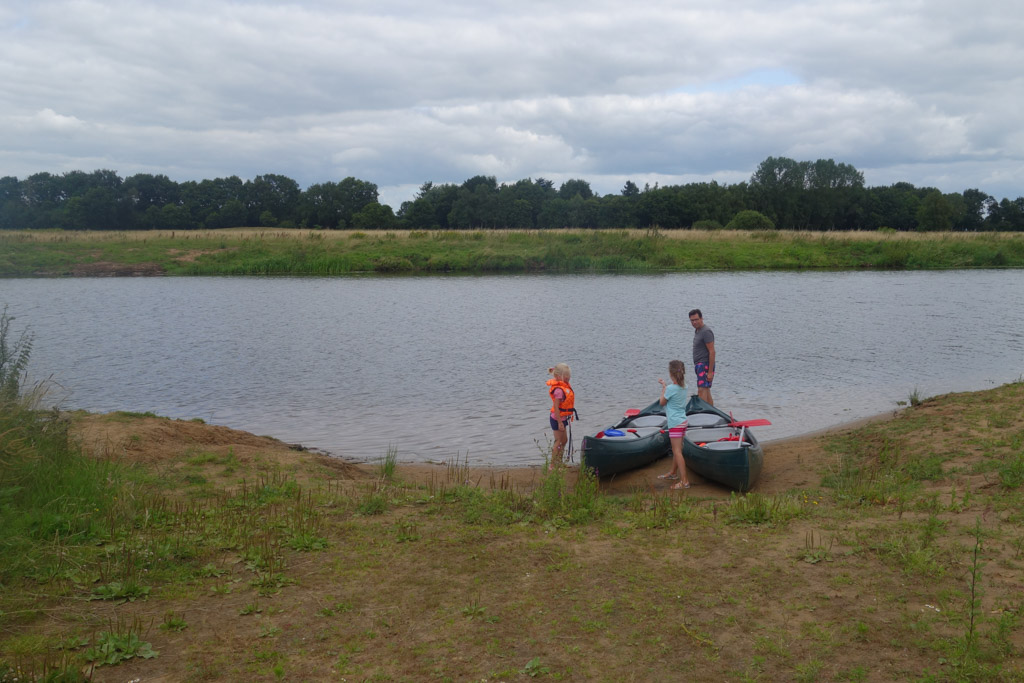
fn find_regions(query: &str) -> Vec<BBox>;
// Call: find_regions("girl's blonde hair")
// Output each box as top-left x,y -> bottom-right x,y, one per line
668,360 -> 686,387
548,363 -> 571,380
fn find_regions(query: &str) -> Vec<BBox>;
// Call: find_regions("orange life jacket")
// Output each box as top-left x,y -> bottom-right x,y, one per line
547,378 -> 576,420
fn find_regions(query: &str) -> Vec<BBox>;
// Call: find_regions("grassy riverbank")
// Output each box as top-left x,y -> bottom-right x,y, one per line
2,364 -> 1023,679
2,228 -> 1023,276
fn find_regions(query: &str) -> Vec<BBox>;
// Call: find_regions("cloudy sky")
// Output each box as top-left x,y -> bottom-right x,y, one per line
2,0 -> 1023,209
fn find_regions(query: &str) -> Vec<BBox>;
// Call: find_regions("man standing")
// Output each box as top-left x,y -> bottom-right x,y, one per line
689,309 -> 716,405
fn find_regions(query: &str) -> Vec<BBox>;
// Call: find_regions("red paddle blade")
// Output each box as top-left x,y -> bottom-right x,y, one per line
624,409 -> 640,417
727,419 -> 772,427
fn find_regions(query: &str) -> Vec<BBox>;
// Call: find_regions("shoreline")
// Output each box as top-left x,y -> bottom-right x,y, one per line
72,405 -> 900,499
340,407 -> 904,497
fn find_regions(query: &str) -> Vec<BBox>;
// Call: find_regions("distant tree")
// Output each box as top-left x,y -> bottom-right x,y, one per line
959,189 -> 991,231
0,176 -> 22,230
537,198 -> 570,228
449,182 -> 498,228
915,190 -> 955,231
301,177 -> 378,229
66,187 -> 122,230
181,176 -> 245,227
621,180 -> 640,197
749,156 -> 808,228
351,202 -> 396,230
863,183 -> 922,231
245,174 -> 301,226
124,173 -> 181,212
638,186 -> 688,228
598,194 -> 638,228
398,182 -> 459,230
461,175 -> 498,194
986,197 -> 1024,231
558,178 -> 593,200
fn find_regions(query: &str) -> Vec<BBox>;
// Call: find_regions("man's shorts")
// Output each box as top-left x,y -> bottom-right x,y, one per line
695,362 -> 714,388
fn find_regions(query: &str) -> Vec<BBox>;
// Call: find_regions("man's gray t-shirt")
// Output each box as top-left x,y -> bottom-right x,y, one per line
693,325 -> 715,365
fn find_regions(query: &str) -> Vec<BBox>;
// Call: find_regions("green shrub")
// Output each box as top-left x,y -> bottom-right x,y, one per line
725,210 -> 775,231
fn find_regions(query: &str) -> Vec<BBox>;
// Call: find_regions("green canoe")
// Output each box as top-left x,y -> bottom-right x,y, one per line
580,400 -> 670,477
682,396 -> 765,492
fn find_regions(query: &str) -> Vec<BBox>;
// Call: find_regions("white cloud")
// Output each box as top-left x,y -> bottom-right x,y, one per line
32,108 -> 87,132
1,0 -> 1022,207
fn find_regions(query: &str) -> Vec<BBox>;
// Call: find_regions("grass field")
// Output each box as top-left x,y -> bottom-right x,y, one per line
2,228 -> 1023,276
2,301 -> 1023,680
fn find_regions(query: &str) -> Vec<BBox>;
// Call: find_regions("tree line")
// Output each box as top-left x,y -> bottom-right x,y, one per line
1,157 -> 1022,232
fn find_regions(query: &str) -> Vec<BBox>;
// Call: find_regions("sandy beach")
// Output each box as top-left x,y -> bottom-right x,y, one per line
72,408 -> 899,498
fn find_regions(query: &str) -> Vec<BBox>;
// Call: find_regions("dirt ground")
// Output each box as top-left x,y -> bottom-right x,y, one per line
54,400 -> 1024,682
73,410 -> 893,498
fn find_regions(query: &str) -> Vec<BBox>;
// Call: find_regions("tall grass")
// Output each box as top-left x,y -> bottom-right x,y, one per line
0,310 -> 130,581
3,229 -> 1023,276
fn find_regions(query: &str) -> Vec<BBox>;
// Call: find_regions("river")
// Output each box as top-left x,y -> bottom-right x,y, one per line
2,270 -> 1022,466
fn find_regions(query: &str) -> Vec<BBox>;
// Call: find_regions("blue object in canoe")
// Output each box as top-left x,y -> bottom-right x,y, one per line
580,400 -> 670,477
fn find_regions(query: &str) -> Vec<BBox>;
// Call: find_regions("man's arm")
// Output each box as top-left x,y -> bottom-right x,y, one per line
706,341 -> 716,378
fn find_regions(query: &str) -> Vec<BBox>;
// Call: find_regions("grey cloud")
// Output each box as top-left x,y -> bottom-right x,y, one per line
1,0 -> 1022,210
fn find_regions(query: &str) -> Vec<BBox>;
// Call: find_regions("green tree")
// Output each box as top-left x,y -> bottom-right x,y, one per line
449,177 -> 498,228
351,202 -> 396,230
300,177 -> 378,229
916,190 -> 955,231
959,189 -> 991,231
398,182 -> 459,230
245,174 -> 301,226
66,187 -> 123,230
558,178 -> 593,200
180,176 -> 245,228
124,173 -> 181,214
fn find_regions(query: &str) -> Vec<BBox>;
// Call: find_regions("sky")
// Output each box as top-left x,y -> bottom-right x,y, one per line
2,0 -> 1023,211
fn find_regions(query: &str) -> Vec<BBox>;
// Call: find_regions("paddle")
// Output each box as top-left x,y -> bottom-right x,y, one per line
624,409 -> 640,418
727,418 -> 772,428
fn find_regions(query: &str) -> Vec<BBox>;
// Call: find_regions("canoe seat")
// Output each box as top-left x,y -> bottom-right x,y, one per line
687,412 -> 728,428
626,415 -> 667,428
702,440 -> 751,450
685,427 -> 736,442
600,426 -> 662,440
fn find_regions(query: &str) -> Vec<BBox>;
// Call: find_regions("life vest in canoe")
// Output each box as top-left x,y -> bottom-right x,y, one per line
546,378 -> 577,421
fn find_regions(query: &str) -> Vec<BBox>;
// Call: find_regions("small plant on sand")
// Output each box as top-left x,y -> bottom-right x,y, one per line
802,531 -> 834,564
533,464 -> 605,525
377,444 -> 399,480
521,657 -> 549,677
160,611 -> 188,632
356,483 -> 390,516
726,492 -> 803,526
996,453 -> 1024,488
85,616 -> 158,667
89,579 -> 151,603
461,599 -> 486,619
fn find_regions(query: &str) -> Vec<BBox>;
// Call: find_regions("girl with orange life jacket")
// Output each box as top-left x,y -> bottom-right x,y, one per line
546,363 -> 577,468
